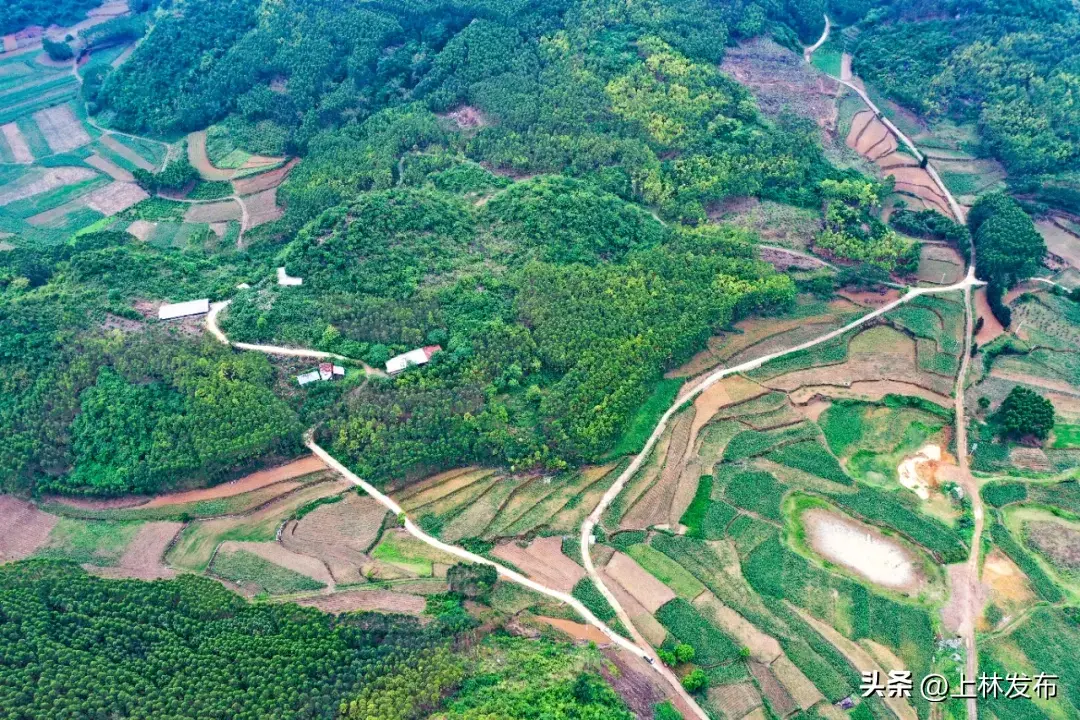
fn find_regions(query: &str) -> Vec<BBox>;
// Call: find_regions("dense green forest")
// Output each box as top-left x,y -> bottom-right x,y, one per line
849,0 -> 1080,177
0,561 -> 635,720
0,0 -> 100,34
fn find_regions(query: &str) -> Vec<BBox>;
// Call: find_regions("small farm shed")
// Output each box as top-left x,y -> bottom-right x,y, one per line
386,345 -> 442,375
158,299 -> 210,320
297,363 -> 344,385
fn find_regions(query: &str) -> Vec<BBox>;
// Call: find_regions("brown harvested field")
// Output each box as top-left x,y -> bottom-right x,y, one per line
0,497 -> 58,562
0,166 -> 97,205
400,469 -> 494,512
244,187 -> 284,227
1038,219 -> 1080,269
789,380 -> 951,409
143,456 -> 327,508
765,325 -> 955,398
974,287 -> 1005,344
440,475 -> 532,542
299,588 -> 428,615
1,122 -> 32,163
395,466 -> 480,502
622,408 -> 695,529
281,492 -> 387,584
85,153 -> 134,181
917,244 -> 964,285
99,135 -> 154,171
706,683 -> 762,720
539,617 -> 611,644
599,567 -> 669,646
184,199 -> 242,223
690,376 -> 766,441
668,459 -> 702,528
694,593 -> 782,663
492,536 -> 584,593
83,181 -> 148,216
1025,520 -> 1080,570
605,551 -> 676,612
232,157 -> 298,196
749,661 -> 799,718
770,656 -> 823,711
218,540 -> 336,588
96,521 -> 181,580
33,105 -> 91,153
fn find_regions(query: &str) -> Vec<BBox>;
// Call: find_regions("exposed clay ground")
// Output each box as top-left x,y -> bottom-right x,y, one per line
184,199 -> 242,223
973,287 -> 1005,344
244,187 -> 284,227
0,497 -> 58,562
232,157 -> 298,196
539,616 -> 612,644
802,509 -> 924,593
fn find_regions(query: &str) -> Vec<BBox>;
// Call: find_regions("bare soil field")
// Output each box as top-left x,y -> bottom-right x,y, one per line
802,509 -> 924,593
400,469 -> 495,512
83,181 -> 148,216
1,122 -> 32,163
492,536 -> 584,593
721,39 -> 841,134
749,661 -> 799,717
395,466 -> 479,501
184,199 -> 241,223
232,157 -> 298,196
973,287 -> 1005,344
917,244 -> 964,285
95,521 -> 181,580
0,497 -> 58,562
143,456 -> 327,508
599,567 -> 669,646
33,105 -> 90,153
766,325 -> 954,397
99,135 -> 154,171
126,219 -> 156,241
982,549 -> 1034,624
1025,520 -> 1080,571
299,588 -> 428,615
600,648 -> 670,720
0,166 -> 97,205
187,131 -> 234,181
244,187 -> 284,227
281,492 -> 387,585
85,153 -> 134,182
605,551 -> 676,612
1038,219 -> 1080,270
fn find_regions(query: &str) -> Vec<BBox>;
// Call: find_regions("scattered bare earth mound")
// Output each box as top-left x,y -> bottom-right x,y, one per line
0,497 -> 57,562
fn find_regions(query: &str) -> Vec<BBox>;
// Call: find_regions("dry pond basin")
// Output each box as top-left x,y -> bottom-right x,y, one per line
802,509 -> 925,594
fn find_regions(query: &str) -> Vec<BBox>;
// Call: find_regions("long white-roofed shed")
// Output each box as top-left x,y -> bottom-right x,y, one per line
158,299 -> 210,320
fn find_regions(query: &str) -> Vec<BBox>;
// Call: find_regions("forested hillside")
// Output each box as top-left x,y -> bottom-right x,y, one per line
0,561 -> 635,719
849,0 -> 1080,177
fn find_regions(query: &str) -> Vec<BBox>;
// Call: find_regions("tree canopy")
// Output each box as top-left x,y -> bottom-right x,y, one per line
995,386 -> 1055,443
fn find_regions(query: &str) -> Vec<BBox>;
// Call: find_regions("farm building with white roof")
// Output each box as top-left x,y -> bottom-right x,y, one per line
386,345 -> 442,374
158,299 -> 210,320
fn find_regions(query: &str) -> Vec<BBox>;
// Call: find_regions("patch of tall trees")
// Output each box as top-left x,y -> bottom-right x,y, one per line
968,193 -> 1045,327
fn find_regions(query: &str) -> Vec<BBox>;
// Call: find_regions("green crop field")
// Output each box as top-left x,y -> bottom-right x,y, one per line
625,543 -> 706,600
655,598 -> 740,667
